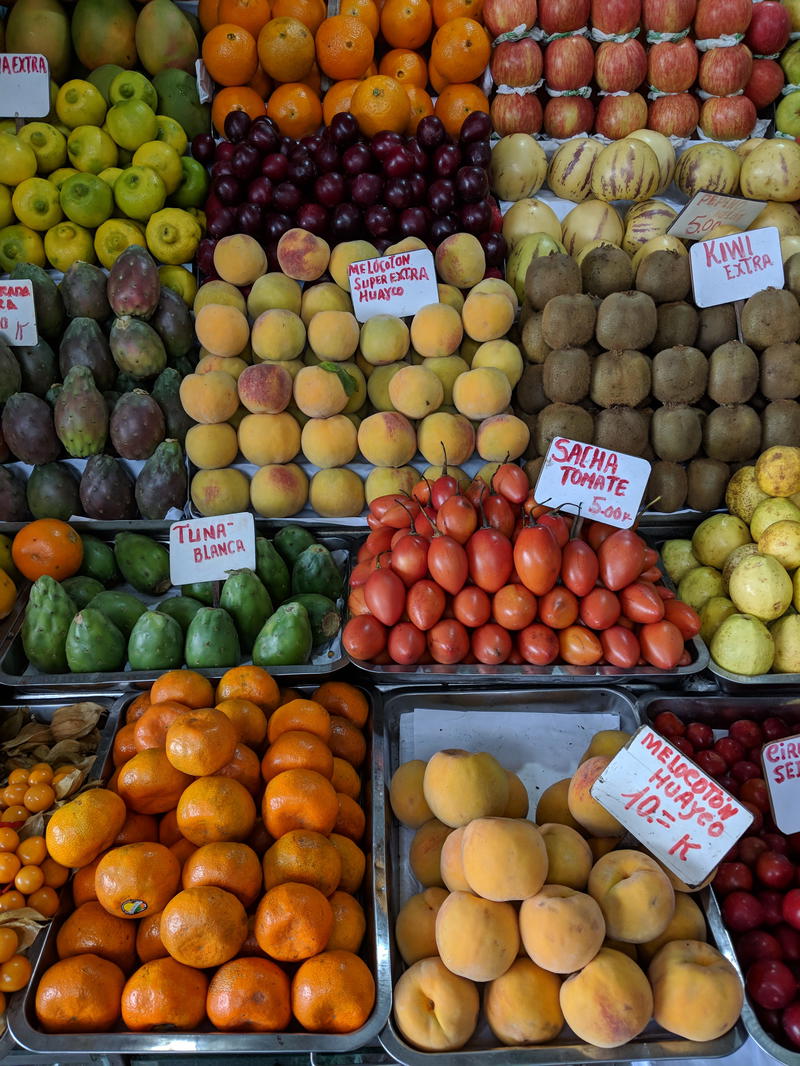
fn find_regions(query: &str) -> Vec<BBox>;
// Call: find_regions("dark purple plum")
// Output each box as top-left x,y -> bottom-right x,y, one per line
329,111 -> 360,147
350,172 -> 383,206
196,238 -> 217,276
247,176 -> 274,206
213,175 -> 242,205
432,144 -> 462,179
261,153 -> 289,181
314,172 -> 346,207
207,205 -> 236,238
192,133 -> 215,163
430,214 -> 459,245
247,118 -> 280,154
280,136 -> 296,154
296,202 -> 328,236
383,147 -> 414,178
210,160 -> 234,178
371,130 -> 404,159
460,200 -> 492,234
456,165 -> 489,203
287,155 -> 317,184
231,143 -> 261,181
463,141 -> 491,167
384,177 -> 413,211
330,202 -> 362,241
237,202 -> 264,236
365,204 -> 395,239
264,212 -> 293,242
480,231 -> 508,267
314,140 -> 340,173
215,141 -> 235,163
459,110 -> 491,143
398,207 -> 430,239
301,134 -> 322,153
342,143 -> 373,175
374,237 -> 393,254
409,172 -> 426,202
416,115 -> 447,151
405,137 -> 428,172
272,181 -> 302,212
224,110 -> 251,143
427,178 -> 455,216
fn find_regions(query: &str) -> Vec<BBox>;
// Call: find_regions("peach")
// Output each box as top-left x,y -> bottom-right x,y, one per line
440,827 -> 470,892
389,760 -> 433,829
461,336 -> 480,366
540,823 -> 593,890
579,729 -> 631,765
395,887 -> 449,965
567,756 -> 625,838
452,367 -> 511,420
329,239 -> 379,290
392,956 -> 479,1052
476,414 -> 531,462
386,236 -> 428,255
461,817 -> 548,902
410,304 -> 464,358
417,412 -> 475,467
249,463 -> 308,518
301,415 -> 358,468
638,893 -> 706,966
471,339 -> 524,387
424,355 -> 469,405
535,778 -> 584,833
435,890 -> 519,981
587,849 -> 675,943
605,938 -> 637,960
196,354 -> 248,379
365,465 -> 419,504
339,361 -> 367,413
388,364 -> 445,418
184,423 -> 239,470
484,957 -> 564,1046
251,309 -> 306,362
560,948 -> 653,1048
265,358 -> 303,380
410,818 -> 452,887
309,469 -> 364,518
519,885 -> 605,974
437,283 -> 465,313
213,233 -> 266,286
191,469 -> 250,517
589,838 -> 621,861
462,291 -> 515,343
237,362 -> 293,415
421,464 -> 471,491
300,281 -> 353,325
360,315 -> 410,366
423,749 -> 509,828
307,310 -> 360,362
503,771 -> 529,818
358,411 -> 417,467
649,940 -> 743,1042
435,233 -> 486,289
195,304 -> 250,358
470,277 -> 519,312
276,227 -> 330,282
367,362 -> 407,411
238,413 -> 301,466
293,364 -> 349,418
194,279 -> 246,315
247,272 -> 302,318
179,371 -> 239,425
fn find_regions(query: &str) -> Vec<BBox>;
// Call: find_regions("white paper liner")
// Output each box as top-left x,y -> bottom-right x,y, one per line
495,80 -> 544,94
697,87 -> 746,99
492,21 -> 534,44
544,85 -> 593,97
781,82 -> 800,95
530,23 -> 590,42
646,27 -> 691,42
648,85 -> 694,98
590,25 -> 641,42
194,59 -> 213,105
598,88 -> 637,96
753,51 -> 782,59
695,32 -> 745,50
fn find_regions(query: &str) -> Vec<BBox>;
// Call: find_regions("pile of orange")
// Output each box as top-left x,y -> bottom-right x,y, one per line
33,668 -> 376,1036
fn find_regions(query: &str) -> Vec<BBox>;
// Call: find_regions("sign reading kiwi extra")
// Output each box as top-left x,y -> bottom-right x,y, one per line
0,281 -> 37,346
169,512 -> 256,585
761,734 -> 800,834
591,726 -> 753,886
348,249 -> 438,322
0,54 -> 50,118
534,437 -> 651,530
689,225 -> 784,308
668,191 -> 766,242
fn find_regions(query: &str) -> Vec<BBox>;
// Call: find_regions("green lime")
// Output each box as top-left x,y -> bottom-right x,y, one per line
12,177 -> 63,230
56,79 -> 107,130
44,220 -> 96,272
132,140 -> 183,195
17,123 -> 67,175
0,224 -> 46,272
87,64 -> 125,105
169,156 -> 209,209
154,115 -> 188,156
109,70 -> 158,111
113,165 -> 166,221
67,126 -> 118,175
0,134 -> 38,186
105,100 -> 158,152
59,172 -> 114,228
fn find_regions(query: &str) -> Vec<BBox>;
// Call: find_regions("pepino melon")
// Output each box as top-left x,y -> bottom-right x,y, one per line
71,0 -> 138,71
6,0 -> 72,82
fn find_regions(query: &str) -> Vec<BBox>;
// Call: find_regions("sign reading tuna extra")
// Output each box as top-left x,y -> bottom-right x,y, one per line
0,54 -> 50,118
690,225 -> 784,308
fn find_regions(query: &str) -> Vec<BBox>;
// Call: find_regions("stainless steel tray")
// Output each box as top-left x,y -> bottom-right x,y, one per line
7,683 -> 392,1055
707,658 -> 800,694
375,686 -> 745,1065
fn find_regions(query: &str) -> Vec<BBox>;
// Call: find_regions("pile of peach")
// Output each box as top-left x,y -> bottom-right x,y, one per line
388,736 -> 744,1051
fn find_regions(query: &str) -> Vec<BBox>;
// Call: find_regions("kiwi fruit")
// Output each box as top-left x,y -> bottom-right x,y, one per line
590,349 -> 651,408
525,253 -> 582,311
635,250 -> 691,303
703,404 -> 761,462
581,245 -> 633,298
541,294 -> 596,349
741,288 -> 800,350
517,364 -> 548,413
695,304 -> 737,354
595,291 -> 658,352
646,461 -> 688,512
519,297 -> 533,326
516,412 -> 539,459
785,252 -> 800,302
651,405 -> 703,462
651,346 -> 707,404
594,407 -> 649,456
707,341 -> 759,404
761,398 -> 800,450
760,342 -> 800,400
525,457 -> 544,484
652,301 -> 699,351
686,458 -> 729,512
535,402 -> 594,456
521,311 -> 551,365
543,347 -> 591,403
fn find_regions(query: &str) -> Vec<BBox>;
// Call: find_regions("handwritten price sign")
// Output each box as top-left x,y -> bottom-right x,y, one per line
169,513 -> 255,585
762,733 -> 800,834
349,249 -> 438,322
690,225 -> 784,308
669,190 -> 766,242
0,54 -> 50,118
591,726 -> 753,886
0,281 -> 37,346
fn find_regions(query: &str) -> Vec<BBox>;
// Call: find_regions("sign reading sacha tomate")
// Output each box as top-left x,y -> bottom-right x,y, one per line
761,733 -> 800,835
169,513 -> 255,585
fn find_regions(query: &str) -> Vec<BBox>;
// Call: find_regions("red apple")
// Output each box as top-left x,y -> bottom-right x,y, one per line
594,39 -> 648,92
539,0 -> 591,35
745,57 -> 785,107
699,94 -> 757,140
746,0 -> 790,55
490,92 -> 544,135
694,0 -> 753,40
595,91 -> 648,138
543,35 -> 595,89
647,38 -> 699,92
491,37 -> 543,87
591,0 -> 641,34
483,0 -> 538,36
647,92 -> 700,136
643,0 -> 697,33
543,94 -> 595,136
699,44 -> 754,95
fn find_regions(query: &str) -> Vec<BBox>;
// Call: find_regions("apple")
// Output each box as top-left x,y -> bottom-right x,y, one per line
490,37 -> 543,87
699,95 -> 757,141
543,95 -> 595,137
774,89 -> 800,137
694,0 -> 753,40
543,36 -> 594,89
539,0 -> 590,35
745,1 -> 790,56
643,0 -> 697,33
490,93 -> 544,135
590,0 -> 641,34
594,39 -> 648,93
699,44 -> 754,96
595,91 -> 648,138
483,0 -> 538,36
647,38 -> 699,92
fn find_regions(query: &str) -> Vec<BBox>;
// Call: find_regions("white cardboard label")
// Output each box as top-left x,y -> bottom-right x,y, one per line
349,249 -> 438,322
533,436 -> 650,529
591,726 -> 754,886
0,54 -> 50,117
669,190 -> 766,241
762,733 -> 800,834
169,512 -> 255,585
690,225 -> 784,308
0,281 -> 37,346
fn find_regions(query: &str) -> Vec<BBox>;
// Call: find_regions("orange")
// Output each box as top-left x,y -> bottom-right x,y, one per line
262,828 -> 342,894
254,881 -> 333,962
95,842 -> 181,920
125,692 -> 151,724
71,852 -> 105,907
150,671 -> 214,710
215,698 -> 268,748
315,15 -> 375,80
339,0 -> 380,35
380,0 -> 432,49
334,793 -> 366,842
165,708 -> 238,776
177,776 -> 257,846
136,910 -> 168,963
35,954 -> 125,1033
247,818 -> 273,856
170,838 -> 197,865
267,699 -> 331,744
350,74 -> 411,136
181,841 -> 263,907
271,0 -> 326,32
199,0 -> 221,31
113,723 -> 138,767
266,82 -> 323,139
262,768 -> 338,837
45,788 -> 126,869
248,63 -> 273,95
329,833 -> 366,893
218,0 -> 273,35
160,885 -> 248,968
430,17 -> 490,82
291,949 -> 376,1033
323,80 -> 360,124
217,742 -> 262,794
114,811 -> 159,846
158,809 -> 181,847
378,48 -> 428,89
217,665 -> 280,712
327,890 -> 366,952
405,85 -> 434,132
432,0 -> 483,24
257,16 -> 315,82
280,687 -> 303,703
133,701 -> 191,751
434,82 -> 489,140
12,519 -> 83,582
121,957 -> 208,1031
202,23 -> 259,86
261,729 -> 334,782
301,60 -> 322,93
56,900 -> 138,972
328,715 -> 367,767
212,86 -> 267,134
117,749 -> 193,816
207,956 -> 291,1032
429,56 -> 449,92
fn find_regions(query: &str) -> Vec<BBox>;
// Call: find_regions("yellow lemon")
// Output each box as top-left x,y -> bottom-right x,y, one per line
94,217 -> 145,269
49,167 -> 80,189
109,71 -> 158,110
105,100 -> 158,152
98,166 -> 123,189
67,126 -> 118,174
154,115 -> 188,156
0,224 -> 45,271
12,177 -> 63,231
158,264 -> 197,305
0,134 -> 37,186
132,140 -> 182,195
0,186 -> 12,229
0,120 -> 17,135
17,122 -> 67,175
56,79 -> 107,129
44,220 -> 96,271
145,206 -> 201,264
113,164 -> 166,221
59,172 -> 114,228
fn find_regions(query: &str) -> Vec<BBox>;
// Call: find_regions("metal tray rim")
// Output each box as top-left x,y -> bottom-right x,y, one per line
706,658 -> 800,692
